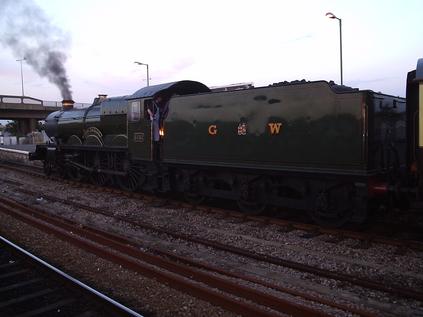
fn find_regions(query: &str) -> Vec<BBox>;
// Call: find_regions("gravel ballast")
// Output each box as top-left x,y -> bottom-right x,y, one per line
1,165 -> 423,316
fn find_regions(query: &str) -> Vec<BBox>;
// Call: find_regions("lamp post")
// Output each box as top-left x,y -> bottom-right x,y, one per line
16,57 -> 26,96
134,61 -> 150,87
326,12 -> 343,85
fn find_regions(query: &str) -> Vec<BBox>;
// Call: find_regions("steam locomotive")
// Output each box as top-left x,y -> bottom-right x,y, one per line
30,59 -> 423,226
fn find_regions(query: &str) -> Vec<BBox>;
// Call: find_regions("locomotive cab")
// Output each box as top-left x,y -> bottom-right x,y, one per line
127,80 -> 210,161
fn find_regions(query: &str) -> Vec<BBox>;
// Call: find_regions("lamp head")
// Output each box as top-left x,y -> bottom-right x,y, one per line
326,12 -> 337,19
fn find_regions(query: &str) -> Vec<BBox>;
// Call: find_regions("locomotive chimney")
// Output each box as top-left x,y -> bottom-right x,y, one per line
62,99 -> 74,111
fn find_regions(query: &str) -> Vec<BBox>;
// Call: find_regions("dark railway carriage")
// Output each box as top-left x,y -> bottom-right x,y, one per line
407,59 -> 423,200
30,59 -> 423,226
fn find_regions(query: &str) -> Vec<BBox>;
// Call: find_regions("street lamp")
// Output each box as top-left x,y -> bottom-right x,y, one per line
134,61 -> 150,87
16,57 -> 26,96
326,12 -> 343,85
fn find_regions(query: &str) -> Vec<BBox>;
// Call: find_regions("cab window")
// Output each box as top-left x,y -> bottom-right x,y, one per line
129,101 -> 141,121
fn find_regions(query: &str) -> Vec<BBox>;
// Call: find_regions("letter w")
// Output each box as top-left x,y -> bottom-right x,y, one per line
268,123 -> 282,134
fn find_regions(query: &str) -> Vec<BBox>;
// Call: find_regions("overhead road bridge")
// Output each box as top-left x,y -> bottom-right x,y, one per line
0,95 -> 89,135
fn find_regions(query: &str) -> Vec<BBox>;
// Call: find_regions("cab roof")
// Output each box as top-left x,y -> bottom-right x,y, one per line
129,80 -> 210,100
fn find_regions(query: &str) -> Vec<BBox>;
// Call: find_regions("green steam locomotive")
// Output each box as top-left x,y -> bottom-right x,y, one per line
30,59 -> 423,226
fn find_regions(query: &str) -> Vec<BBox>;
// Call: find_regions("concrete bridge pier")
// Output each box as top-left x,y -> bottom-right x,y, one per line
16,118 -> 38,136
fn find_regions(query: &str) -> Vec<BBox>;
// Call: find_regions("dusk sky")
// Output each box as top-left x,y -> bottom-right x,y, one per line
1,0 -> 422,103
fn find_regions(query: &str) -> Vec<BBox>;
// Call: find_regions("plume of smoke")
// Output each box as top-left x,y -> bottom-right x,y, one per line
0,0 -> 72,99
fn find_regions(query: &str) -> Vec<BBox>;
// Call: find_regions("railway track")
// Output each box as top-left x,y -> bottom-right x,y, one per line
1,160 -> 423,253
0,192 -> 345,317
5,186 -> 423,302
1,160 -> 423,316
0,235 -> 143,317
0,190 -> 423,316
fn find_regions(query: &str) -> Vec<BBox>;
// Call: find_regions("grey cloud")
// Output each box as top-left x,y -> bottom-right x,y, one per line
0,0 -> 72,99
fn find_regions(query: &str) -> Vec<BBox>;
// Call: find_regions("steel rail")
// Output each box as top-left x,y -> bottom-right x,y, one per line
70,219 -> 383,317
3,183 -> 423,303
0,195 -> 334,317
0,235 -> 144,317
0,184 -> 381,315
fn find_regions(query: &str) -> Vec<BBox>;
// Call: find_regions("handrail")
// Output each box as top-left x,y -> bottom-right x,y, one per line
0,95 -> 43,103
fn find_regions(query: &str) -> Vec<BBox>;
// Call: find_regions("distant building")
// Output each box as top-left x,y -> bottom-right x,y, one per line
210,82 -> 254,92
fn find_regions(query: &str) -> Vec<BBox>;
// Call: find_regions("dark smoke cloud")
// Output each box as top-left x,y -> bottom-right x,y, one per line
0,0 -> 72,99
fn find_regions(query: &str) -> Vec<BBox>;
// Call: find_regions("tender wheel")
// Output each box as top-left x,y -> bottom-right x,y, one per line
57,163 -> 68,179
87,153 -> 110,186
309,184 -> 354,227
237,199 -> 266,215
237,180 -> 266,215
183,192 -> 206,205
183,173 -> 206,205
43,160 -> 53,176
66,165 -> 83,181
115,166 -> 145,192
90,172 -> 110,186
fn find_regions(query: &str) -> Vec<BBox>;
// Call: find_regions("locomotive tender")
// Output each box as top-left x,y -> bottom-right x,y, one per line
30,59 -> 423,226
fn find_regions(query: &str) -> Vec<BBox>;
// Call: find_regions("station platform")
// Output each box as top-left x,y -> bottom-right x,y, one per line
0,144 -> 36,153
0,144 -> 41,167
